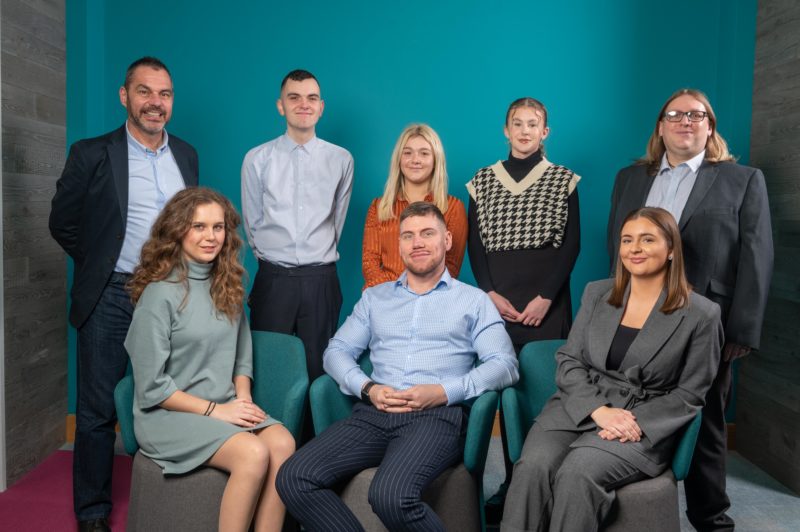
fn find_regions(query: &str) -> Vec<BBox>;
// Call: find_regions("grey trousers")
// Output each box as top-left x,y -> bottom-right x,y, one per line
501,423 -> 648,532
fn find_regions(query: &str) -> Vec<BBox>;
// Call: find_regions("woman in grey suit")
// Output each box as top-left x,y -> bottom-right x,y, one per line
501,207 -> 722,532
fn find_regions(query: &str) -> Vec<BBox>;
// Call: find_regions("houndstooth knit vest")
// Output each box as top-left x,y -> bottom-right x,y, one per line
470,159 -> 576,253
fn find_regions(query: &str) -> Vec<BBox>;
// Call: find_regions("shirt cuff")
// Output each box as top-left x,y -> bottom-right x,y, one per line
347,373 -> 373,399
440,378 -> 466,405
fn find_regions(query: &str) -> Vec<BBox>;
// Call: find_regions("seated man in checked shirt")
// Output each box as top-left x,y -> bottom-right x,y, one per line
276,201 -> 519,532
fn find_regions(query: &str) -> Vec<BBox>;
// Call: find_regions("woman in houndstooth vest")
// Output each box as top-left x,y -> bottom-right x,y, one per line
467,97 -> 581,519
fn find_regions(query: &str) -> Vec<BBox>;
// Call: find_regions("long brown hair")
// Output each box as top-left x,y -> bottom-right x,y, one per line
608,207 -> 691,313
128,187 -> 245,320
638,88 -> 735,176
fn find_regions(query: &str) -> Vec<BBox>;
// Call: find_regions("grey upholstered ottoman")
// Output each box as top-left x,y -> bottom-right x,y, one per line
339,464 -> 481,532
602,469 -> 680,532
127,450 -> 227,532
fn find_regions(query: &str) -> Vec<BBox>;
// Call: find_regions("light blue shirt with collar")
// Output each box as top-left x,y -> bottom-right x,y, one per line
645,150 -> 705,223
322,269 -> 519,405
241,133 -> 354,267
116,124 -> 186,273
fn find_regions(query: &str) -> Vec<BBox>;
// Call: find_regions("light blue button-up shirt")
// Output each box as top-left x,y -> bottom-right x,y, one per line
116,124 -> 186,273
645,150 -> 705,223
241,134 -> 354,267
323,269 -> 519,405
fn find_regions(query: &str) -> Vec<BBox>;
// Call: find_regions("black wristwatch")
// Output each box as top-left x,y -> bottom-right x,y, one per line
361,381 -> 376,405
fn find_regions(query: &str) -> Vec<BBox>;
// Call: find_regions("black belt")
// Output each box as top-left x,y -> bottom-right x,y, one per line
258,260 -> 336,277
109,272 -> 132,284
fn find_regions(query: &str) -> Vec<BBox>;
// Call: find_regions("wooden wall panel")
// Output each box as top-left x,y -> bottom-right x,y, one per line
1,0 -> 67,485
738,0 -> 800,495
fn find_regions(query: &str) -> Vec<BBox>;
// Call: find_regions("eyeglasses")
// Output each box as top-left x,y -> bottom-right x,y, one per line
663,110 -> 708,122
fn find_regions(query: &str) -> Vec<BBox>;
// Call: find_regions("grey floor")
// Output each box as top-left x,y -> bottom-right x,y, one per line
483,437 -> 800,532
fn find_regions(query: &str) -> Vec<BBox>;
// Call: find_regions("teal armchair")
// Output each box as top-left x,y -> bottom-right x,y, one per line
251,330 -> 308,440
113,330 -> 308,531
309,353 -> 498,532
502,340 -> 703,531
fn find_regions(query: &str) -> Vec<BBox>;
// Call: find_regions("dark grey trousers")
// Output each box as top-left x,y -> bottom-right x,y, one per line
501,423 -> 648,532
276,403 -> 466,532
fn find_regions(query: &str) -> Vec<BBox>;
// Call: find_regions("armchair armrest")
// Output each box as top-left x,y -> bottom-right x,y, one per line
671,411 -> 702,481
278,380 -> 309,441
501,387 -> 526,465
463,391 -> 499,477
113,375 -> 139,456
309,374 -> 357,435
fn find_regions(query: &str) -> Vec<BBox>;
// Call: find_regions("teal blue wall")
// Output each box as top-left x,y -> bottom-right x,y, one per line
65,0 -> 757,411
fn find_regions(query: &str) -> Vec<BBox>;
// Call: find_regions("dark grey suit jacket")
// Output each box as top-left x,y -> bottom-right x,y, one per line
607,161 -> 773,349
49,125 -> 199,328
536,280 -> 723,475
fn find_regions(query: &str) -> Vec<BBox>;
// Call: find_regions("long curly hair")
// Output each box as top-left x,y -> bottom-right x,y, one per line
128,187 -> 245,320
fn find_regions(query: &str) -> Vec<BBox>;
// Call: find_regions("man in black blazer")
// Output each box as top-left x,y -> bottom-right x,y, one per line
607,89 -> 773,532
50,57 -> 198,532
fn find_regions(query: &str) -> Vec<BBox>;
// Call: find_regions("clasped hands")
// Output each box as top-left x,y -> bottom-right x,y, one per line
591,406 -> 642,443
212,397 -> 267,428
488,291 -> 551,327
369,383 -> 447,413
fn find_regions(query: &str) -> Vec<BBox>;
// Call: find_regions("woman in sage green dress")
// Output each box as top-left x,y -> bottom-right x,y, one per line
125,187 -> 294,532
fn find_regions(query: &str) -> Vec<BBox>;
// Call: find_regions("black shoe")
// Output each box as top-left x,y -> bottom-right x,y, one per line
77,518 -> 111,532
485,481 -> 509,524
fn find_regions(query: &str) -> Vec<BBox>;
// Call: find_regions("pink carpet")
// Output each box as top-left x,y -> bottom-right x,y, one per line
0,450 -> 132,531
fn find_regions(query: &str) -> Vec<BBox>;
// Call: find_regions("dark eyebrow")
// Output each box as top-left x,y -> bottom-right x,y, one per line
286,91 -> 320,98
135,83 -> 172,94
621,231 -> 657,238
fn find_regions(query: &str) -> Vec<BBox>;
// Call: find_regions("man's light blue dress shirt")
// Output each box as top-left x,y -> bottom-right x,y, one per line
323,269 -> 519,405
241,134 -> 354,267
116,125 -> 185,273
645,150 -> 705,223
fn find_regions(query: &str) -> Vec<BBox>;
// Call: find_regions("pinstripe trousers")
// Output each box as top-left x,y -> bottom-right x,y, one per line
276,402 -> 467,532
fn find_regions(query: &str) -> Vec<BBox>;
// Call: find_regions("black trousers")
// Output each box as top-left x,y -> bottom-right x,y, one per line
249,260 -> 342,442
276,403 -> 467,532
249,260 -> 342,382
684,358 -> 734,531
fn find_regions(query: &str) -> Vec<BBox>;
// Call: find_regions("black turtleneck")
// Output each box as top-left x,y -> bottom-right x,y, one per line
502,150 -> 543,182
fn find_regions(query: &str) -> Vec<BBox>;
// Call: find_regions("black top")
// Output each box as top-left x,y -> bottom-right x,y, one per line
606,324 -> 640,371
503,150 -> 544,182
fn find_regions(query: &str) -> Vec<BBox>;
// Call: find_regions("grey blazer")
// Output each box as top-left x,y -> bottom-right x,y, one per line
607,161 -> 773,349
536,279 -> 723,475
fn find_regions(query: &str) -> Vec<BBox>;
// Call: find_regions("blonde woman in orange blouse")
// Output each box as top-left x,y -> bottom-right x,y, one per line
362,124 -> 468,288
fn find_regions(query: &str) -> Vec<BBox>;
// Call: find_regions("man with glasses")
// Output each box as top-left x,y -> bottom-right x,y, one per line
606,89 -> 773,531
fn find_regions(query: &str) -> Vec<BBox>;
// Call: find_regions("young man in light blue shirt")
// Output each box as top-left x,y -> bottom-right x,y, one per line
276,202 -> 518,531
242,70 -> 354,420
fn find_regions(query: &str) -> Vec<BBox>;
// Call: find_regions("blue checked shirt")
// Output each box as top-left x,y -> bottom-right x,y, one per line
323,269 -> 519,405
645,150 -> 705,224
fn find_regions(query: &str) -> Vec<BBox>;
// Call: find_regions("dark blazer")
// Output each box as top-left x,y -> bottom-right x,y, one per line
49,125 -> 199,328
536,279 -> 723,475
607,161 -> 773,349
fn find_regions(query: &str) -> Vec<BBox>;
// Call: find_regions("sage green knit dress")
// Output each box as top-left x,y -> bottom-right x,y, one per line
125,260 -> 279,474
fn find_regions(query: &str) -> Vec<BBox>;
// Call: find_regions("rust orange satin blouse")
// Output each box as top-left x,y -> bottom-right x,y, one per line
362,195 -> 468,289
